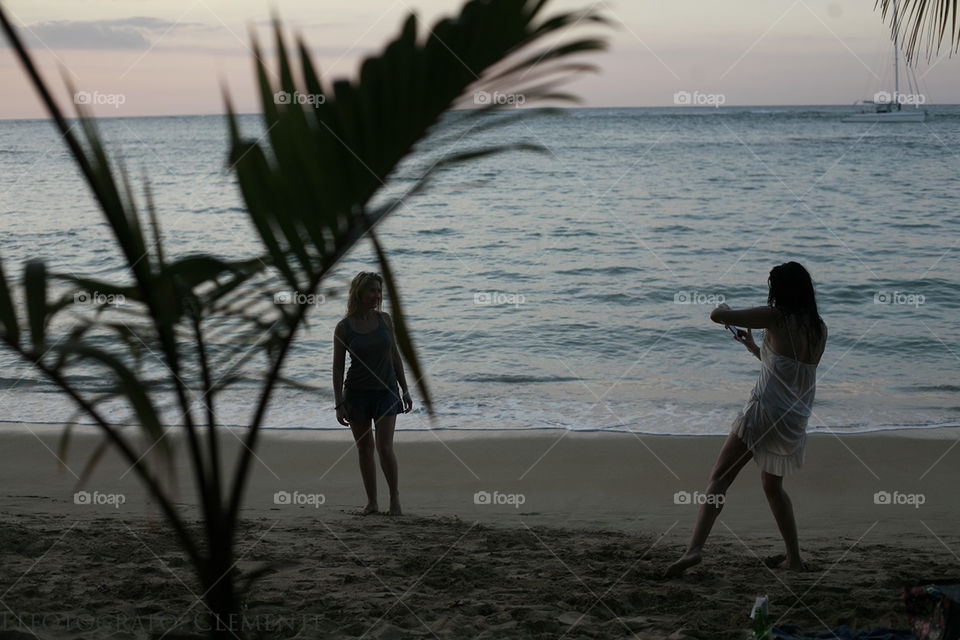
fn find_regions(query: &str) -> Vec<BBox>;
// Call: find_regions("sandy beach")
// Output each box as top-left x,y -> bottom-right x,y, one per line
1,423 -> 957,639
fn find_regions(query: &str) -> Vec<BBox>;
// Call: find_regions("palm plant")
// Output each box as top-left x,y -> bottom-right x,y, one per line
876,0 -> 960,62
0,0 -> 607,636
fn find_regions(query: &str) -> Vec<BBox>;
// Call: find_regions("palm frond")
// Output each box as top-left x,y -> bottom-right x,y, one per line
0,251 -> 20,346
0,1 -> 608,633
876,0 -> 960,62
224,0 -> 607,425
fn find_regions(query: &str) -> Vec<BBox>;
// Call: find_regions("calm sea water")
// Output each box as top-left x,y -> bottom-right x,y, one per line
0,105 -> 958,435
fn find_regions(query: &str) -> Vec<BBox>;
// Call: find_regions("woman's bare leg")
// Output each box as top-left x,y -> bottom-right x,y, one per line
760,470 -> 803,568
664,432 -> 754,577
374,414 -> 401,515
349,418 -> 378,514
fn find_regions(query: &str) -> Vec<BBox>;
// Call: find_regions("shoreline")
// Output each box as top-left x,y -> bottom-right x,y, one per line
2,419 -> 958,441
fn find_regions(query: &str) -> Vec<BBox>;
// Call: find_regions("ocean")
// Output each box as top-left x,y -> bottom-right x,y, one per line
0,105 -> 958,435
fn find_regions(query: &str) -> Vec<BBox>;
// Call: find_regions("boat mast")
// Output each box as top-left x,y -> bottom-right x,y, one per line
893,0 -> 901,109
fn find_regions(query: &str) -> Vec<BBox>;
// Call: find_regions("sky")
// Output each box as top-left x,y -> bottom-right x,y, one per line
0,0 -> 958,119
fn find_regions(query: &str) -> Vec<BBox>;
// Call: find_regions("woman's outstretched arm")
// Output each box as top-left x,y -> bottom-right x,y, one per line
709,304 -> 778,329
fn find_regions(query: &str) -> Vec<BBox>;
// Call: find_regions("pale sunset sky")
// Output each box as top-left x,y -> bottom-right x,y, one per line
1,0 -> 958,119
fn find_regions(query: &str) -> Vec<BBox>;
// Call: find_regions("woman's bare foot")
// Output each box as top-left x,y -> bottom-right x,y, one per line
663,550 -> 701,578
357,502 -> 378,516
389,495 -> 402,516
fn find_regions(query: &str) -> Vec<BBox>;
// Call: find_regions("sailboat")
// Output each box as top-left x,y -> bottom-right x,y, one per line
843,0 -> 927,123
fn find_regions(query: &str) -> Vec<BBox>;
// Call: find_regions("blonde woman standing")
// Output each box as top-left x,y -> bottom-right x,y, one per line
333,272 -> 413,515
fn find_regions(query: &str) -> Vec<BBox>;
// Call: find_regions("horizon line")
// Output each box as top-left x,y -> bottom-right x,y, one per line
1,103 -> 954,122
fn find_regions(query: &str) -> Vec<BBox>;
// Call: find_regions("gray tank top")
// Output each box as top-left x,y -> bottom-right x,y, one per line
343,313 -> 397,391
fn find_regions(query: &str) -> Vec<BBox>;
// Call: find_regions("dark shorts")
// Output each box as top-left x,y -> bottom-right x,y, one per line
344,386 -> 402,422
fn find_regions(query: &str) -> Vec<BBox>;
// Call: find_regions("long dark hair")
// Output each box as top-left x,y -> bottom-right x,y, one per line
767,262 -> 824,345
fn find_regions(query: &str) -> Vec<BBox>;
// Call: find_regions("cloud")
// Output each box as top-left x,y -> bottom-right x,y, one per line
0,17 -> 201,51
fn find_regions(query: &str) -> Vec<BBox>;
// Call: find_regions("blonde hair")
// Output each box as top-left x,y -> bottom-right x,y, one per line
345,271 -> 384,317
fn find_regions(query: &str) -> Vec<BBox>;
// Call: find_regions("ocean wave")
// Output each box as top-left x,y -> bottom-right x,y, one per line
898,384 -> 960,393
6,420 -> 956,438
555,265 -> 644,276
460,374 -> 581,384
417,227 -> 457,235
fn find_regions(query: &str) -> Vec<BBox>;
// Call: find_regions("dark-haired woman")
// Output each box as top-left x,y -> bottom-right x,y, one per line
665,262 -> 827,577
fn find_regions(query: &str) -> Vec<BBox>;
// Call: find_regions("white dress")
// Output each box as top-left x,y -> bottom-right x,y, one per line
730,332 -> 818,477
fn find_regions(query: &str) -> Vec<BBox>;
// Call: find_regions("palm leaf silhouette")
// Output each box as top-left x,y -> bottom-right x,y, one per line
876,0 -> 959,62
0,0 -> 608,636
